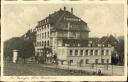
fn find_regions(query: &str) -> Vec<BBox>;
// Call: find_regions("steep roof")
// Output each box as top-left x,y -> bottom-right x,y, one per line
88,35 -> 119,47
38,7 -> 90,32
99,35 -> 119,46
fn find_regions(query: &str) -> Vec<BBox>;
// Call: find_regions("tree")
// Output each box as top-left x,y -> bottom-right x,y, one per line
21,29 -> 36,44
18,40 -> 35,63
111,52 -> 119,65
4,37 -> 23,60
4,37 -> 35,63
115,38 -> 124,65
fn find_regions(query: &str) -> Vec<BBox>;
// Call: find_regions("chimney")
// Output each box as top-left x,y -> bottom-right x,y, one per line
64,6 -> 66,11
71,8 -> 73,14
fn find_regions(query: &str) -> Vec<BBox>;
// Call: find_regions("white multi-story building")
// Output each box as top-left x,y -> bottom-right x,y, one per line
35,7 -> 114,65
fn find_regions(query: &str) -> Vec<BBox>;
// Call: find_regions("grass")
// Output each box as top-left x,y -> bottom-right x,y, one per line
4,62 -> 95,76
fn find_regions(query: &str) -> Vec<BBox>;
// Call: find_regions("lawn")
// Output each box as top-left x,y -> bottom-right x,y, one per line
4,62 -> 93,76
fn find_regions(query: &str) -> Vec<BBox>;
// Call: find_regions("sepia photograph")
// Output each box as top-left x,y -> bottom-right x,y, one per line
1,1 -> 127,81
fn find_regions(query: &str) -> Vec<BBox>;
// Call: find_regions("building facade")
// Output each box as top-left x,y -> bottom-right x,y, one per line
35,7 -> 114,65
57,46 -> 113,65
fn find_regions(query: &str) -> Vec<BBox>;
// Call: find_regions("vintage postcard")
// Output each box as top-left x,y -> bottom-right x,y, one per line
0,0 -> 127,81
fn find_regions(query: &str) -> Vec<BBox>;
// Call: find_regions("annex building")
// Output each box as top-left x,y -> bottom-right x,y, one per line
34,7 -> 114,66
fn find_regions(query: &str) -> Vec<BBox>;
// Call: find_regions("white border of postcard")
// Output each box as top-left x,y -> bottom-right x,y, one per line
1,0 -> 127,81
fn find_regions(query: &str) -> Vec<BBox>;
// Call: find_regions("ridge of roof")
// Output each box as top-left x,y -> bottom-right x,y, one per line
36,7 -> 89,32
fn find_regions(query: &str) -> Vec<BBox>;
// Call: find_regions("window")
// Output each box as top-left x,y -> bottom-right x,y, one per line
80,50 -> 83,56
90,50 -> 93,55
85,59 -> 89,64
95,50 -> 98,55
95,59 -> 98,64
40,28 -> 41,31
45,41 -> 46,46
44,25 -> 46,30
75,50 -> 78,56
70,50 -> 73,56
106,50 -> 109,55
85,50 -> 88,56
101,50 -> 104,55
70,60 -> 73,63
40,42 -> 42,46
48,32 -> 49,38
107,59 -> 109,63
47,41 -> 49,46
101,59 -> 104,64
39,42 -> 41,46
42,41 -> 43,46
45,19 -> 46,23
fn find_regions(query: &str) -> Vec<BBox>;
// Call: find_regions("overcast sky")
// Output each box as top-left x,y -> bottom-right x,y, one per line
2,3 -> 124,41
